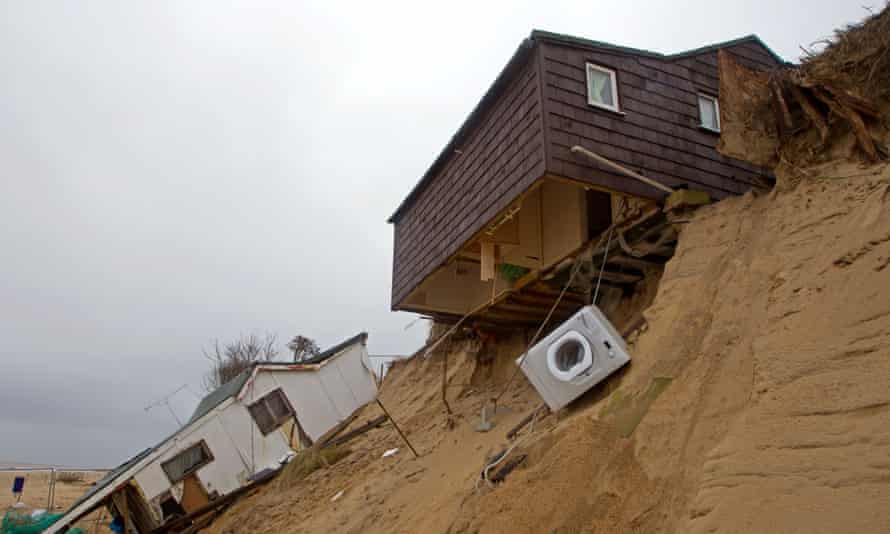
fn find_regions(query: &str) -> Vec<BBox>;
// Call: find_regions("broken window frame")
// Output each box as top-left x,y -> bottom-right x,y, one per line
698,93 -> 721,132
161,441 -> 214,484
585,63 -> 621,113
248,388 -> 295,435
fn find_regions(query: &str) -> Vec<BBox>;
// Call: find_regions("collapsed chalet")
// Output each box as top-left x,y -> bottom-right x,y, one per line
47,333 -> 376,534
389,30 -> 784,326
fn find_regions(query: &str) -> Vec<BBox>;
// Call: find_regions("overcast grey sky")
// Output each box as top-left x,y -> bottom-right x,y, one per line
0,1 -> 867,468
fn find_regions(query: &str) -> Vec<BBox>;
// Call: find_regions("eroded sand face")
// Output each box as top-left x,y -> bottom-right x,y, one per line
201,163 -> 890,534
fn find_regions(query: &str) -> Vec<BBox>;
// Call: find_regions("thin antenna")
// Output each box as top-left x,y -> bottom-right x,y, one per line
144,384 -> 188,427
404,316 -> 431,331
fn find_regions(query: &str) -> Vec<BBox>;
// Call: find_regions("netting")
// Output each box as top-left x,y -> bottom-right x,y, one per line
1,508 -> 84,534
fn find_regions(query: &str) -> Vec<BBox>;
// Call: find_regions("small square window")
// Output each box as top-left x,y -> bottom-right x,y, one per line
161,441 -> 213,484
586,63 -> 620,112
698,94 -> 720,132
248,388 -> 294,435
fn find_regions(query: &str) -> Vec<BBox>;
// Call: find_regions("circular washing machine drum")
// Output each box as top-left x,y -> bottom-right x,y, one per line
546,330 -> 594,382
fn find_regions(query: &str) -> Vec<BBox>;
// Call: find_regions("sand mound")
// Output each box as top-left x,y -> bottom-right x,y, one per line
200,160 -> 890,534
455,162 -> 890,533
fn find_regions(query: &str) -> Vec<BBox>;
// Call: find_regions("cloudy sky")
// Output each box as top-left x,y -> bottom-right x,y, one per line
0,0 -> 866,468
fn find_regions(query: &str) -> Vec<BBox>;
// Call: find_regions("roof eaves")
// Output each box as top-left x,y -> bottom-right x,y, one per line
235,332 -> 369,400
294,332 -> 368,365
532,29 -> 786,65
386,38 -> 537,223
386,30 -> 785,223
667,34 -> 788,65
530,29 -> 667,59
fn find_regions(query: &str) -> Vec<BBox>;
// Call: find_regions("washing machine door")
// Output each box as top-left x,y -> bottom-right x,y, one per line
546,330 -> 593,382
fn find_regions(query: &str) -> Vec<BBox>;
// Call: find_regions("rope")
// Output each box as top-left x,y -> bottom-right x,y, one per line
492,259 -> 584,406
492,218 -> 619,406
592,226 -> 614,305
476,407 -> 542,491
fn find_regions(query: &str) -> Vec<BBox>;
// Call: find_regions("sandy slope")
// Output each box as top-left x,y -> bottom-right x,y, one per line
203,162 -> 890,533
461,163 -> 890,533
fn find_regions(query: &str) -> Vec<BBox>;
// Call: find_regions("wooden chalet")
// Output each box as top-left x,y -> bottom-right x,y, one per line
388,30 -> 783,327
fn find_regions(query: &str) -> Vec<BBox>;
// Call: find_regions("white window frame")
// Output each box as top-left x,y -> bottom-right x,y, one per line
698,93 -> 721,132
585,63 -> 621,113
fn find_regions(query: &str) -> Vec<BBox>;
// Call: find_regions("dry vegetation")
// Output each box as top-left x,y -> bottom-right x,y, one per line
718,5 -> 890,176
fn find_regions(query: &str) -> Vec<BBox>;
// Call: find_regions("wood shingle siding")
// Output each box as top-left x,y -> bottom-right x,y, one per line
539,39 -> 780,201
391,48 -> 546,306
389,31 -> 784,310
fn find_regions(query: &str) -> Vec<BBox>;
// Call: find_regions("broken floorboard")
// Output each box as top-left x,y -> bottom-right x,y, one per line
151,467 -> 280,534
428,206 -> 680,330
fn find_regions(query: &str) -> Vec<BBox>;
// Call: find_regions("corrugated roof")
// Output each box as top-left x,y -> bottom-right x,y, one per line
187,368 -> 254,424
386,30 -> 786,224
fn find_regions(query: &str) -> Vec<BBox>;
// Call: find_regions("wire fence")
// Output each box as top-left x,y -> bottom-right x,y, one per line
1,468 -> 107,527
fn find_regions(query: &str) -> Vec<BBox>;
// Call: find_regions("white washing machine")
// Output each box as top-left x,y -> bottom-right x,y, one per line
517,305 -> 630,411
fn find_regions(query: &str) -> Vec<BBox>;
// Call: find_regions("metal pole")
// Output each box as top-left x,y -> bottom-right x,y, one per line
47,468 -> 55,511
570,145 -> 675,194
375,398 -> 419,458
164,400 -> 183,427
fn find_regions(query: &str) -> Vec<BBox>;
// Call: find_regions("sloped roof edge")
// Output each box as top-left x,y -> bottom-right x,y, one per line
530,30 -> 787,64
386,37 -> 536,224
386,30 -> 785,224
190,332 -> 369,423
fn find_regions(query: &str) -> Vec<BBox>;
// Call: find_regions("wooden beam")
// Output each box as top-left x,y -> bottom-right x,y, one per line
594,270 -> 643,285
376,399 -> 419,458
526,283 -> 586,302
476,311 -> 554,326
322,415 -> 389,449
509,294 -> 583,312
150,468 -> 280,534
495,300 -> 574,318
316,413 -> 360,449
522,290 -> 586,306
605,255 -> 663,271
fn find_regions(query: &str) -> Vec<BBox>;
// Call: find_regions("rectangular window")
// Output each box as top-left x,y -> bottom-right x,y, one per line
586,63 -> 620,112
161,441 -> 213,484
698,94 -> 720,132
248,388 -> 294,435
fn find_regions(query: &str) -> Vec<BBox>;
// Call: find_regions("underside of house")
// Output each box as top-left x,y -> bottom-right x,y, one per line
389,30 -> 783,328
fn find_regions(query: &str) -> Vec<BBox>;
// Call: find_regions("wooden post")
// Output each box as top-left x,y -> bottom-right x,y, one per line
442,347 -> 454,428
111,490 -> 131,534
376,398 -> 419,458
480,242 -> 496,281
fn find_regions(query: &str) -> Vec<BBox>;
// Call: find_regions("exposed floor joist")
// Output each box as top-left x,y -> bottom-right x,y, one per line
428,206 -> 680,331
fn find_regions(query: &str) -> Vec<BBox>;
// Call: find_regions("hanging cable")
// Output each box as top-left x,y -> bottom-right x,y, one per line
492,217 -> 620,407
592,226 -> 615,305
